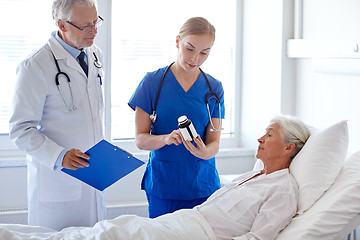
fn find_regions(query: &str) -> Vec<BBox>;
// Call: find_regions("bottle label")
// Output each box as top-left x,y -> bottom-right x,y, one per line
178,116 -> 197,142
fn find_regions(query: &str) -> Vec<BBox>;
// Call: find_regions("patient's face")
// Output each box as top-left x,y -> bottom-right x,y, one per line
256,122 -> 288,164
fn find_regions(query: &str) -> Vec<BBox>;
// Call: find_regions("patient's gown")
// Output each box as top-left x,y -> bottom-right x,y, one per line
196,169 -> 298,240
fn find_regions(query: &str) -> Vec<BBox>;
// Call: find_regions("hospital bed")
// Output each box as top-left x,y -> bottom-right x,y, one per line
276,151 -> 360,240
0,120 -> 359,239
219,151 -> 360,240
221,120 -> 360,240
276,120 -> 360,240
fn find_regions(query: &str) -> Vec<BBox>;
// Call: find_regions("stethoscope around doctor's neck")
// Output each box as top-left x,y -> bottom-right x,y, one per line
51,51 -> 102,111
150,62 -> 223,132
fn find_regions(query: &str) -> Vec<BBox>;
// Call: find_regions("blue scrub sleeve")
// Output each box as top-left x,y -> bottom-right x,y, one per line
208,79 -> 225,119
128,72 -> 159,115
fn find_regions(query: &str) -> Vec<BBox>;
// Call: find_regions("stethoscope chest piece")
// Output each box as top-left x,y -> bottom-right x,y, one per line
93,52 -> 102,68
94,60 -> 102,68
150,111 -> 157,123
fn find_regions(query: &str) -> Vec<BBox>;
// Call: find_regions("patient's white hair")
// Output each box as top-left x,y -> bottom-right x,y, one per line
270,115 -> 310,161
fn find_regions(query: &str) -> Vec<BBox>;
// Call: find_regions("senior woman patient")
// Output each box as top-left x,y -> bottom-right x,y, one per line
197,115 -> 310,240
0,115 -> 310,240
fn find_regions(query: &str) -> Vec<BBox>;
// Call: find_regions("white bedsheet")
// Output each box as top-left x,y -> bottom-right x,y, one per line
0,209 -> 216,240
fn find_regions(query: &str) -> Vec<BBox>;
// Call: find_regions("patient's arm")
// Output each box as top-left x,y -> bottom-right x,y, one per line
232,192 -> 297,240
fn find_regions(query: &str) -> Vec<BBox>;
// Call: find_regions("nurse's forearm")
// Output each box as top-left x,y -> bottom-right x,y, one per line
200,121 -> 221,159
195,140 -> 219,160
203,141 -> 220,159
135,133 -> 167,151
135,129 -> 183,151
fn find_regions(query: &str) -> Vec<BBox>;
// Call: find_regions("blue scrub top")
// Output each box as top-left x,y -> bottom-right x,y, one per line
128,65 -> 225,200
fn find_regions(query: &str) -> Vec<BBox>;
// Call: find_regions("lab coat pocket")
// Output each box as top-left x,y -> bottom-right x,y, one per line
38,165 -> 81,202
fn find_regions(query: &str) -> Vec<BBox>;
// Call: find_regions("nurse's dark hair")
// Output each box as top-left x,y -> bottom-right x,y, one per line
270,115 -> 311,161
178,17 -> 216,42
52,0 -> 98,24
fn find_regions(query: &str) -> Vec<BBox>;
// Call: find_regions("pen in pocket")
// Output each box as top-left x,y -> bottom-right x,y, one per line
98,74 -> 102,85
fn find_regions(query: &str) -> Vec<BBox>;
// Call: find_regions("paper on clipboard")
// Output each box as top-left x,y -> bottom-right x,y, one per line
61,140 -> 144,191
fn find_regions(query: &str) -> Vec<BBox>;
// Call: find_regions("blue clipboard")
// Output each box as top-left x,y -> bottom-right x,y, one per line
61,140 -> 144,191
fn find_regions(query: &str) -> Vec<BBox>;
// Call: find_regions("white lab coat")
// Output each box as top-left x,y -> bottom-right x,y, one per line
9,32 -> 106,230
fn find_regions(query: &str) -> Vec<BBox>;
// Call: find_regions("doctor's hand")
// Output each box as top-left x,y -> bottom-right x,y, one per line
182,135 -> 211,160
62,149 -> 90,170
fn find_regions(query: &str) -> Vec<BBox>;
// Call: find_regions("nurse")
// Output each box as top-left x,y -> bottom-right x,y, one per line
9,0 -> 106,230
128,17 -> 225,218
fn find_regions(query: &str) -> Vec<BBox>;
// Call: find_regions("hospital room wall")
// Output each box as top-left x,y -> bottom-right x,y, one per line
241,2 -> 360,237
294,0 -> 360,155
240,0 -> 295,149
240,0 -> 360,155
293,1 -> 360,238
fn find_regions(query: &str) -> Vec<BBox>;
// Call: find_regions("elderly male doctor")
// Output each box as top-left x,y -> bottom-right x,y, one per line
9,0 -> 105,231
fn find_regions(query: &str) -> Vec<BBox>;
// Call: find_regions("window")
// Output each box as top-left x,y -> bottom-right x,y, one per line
0,0 -> 55,151
111,0 -> 237,143
0,0 -> 240,155
0,0 -> 55,134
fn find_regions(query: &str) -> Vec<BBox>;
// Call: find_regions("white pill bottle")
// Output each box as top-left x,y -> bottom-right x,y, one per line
178,115 -> 198,142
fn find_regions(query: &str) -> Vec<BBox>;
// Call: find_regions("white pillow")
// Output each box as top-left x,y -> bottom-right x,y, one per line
290,120 -> 349,215
277,151 -> 360,240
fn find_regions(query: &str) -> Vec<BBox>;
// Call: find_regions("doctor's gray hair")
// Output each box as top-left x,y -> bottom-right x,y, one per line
52,0 -> 98,24
270,115 -> 311,161
178,17 -> 216,42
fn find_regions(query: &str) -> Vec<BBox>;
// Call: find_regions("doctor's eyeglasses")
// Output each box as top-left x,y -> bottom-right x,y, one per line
66,16 -> 103,33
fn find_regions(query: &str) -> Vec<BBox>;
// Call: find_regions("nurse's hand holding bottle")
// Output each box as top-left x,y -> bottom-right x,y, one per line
178,115 -> 220,160
180,119 -> 221,160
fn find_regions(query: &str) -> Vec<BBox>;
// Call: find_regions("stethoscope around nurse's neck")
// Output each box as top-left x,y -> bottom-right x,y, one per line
51,51 -> 102,111
149,62 -> 223,132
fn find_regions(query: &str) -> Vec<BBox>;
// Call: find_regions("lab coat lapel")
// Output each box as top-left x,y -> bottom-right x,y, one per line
47,36 -> 88,78
86,48 -> 94,78
85,46 -> 104,120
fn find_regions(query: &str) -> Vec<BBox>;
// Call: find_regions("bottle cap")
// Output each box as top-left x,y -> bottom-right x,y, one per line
178,115 -> 188,124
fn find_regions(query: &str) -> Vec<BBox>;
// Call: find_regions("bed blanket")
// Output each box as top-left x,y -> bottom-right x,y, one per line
0,209 -> 216,240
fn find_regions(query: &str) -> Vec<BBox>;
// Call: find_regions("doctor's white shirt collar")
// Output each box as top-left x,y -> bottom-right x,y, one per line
54,31 -> 87,64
